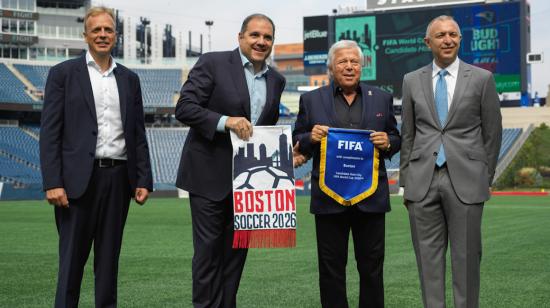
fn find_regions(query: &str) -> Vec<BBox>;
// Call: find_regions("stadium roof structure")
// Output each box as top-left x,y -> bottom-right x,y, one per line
37,0 -> 88,8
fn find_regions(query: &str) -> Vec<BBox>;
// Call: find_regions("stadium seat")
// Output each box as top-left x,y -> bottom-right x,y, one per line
0,64 -> 35,104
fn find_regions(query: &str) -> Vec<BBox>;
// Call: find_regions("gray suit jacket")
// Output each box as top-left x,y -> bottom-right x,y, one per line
400,61 -> 502,204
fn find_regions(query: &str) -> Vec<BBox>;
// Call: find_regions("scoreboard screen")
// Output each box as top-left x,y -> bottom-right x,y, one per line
334,1 -> 521,96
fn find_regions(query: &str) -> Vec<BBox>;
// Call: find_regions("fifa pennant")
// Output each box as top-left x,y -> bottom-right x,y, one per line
319,128 -> 379,206
230,125 -> 296,248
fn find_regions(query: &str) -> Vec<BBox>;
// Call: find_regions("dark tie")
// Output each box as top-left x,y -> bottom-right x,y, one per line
435,69 -> 448,167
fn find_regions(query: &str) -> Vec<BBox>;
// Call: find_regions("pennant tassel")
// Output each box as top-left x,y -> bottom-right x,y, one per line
232,229 -> 296,248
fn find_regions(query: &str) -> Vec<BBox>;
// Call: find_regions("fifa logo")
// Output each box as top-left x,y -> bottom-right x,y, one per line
337,140 -> 363,151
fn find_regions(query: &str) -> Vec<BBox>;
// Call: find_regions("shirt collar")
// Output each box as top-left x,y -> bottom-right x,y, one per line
86,51 -> 117,75
432,57 -> 459,79
238,48 -> 269,76
332,82 -> 362,96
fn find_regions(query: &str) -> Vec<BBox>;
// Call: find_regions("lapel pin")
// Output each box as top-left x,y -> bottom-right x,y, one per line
368,90 -> 372,96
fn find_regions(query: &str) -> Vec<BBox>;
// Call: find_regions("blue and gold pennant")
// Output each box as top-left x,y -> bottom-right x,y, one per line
319,128 -> 379,206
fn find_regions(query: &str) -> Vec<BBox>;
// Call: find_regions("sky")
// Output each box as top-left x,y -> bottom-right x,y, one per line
97,0 -> 550,95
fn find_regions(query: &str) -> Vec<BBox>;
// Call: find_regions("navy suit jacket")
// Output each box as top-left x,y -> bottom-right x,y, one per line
175,49 -> 286,201
40,55 -> 153,199
293,83 -> 400,214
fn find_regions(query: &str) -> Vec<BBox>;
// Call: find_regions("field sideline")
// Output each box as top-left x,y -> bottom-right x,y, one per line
1,195 -> 549,307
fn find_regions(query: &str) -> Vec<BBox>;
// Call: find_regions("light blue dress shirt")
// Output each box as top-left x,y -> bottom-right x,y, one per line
216,49 -> 269,132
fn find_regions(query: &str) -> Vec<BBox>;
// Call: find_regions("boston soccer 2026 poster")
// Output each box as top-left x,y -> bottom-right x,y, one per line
230,126 -> 296,249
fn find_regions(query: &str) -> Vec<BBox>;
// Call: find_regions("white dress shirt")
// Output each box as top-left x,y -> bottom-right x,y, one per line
432,57 -> 460,111
86,51 -> 127,160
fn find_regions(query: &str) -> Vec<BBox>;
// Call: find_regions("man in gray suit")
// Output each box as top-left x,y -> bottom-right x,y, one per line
400,15 -> 502,308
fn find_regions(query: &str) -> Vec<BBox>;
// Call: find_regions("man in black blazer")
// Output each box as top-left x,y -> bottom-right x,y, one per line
175,14 -> 285,308
40,7 -> 152,308
293,40 -> 400,308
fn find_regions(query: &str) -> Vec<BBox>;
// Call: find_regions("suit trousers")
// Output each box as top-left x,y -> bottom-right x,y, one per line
315,208 -> 385,308
407,165 -> 483,308
54,163 -> 130,308
189,193 -> 248,308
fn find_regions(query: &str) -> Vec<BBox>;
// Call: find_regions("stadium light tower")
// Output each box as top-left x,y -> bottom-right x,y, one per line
140,17 -> 151,63
205,20 -> 214,52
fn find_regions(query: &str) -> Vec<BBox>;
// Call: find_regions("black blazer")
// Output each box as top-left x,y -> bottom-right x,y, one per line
293,83 -> 400,214
40,55 -> 153,199
175,49 -> 286,201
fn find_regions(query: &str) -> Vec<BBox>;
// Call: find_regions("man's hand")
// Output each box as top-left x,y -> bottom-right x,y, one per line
135,188 -> 149,205
225,117 -> 253,141
293,142 -> 308,167
369,131 -> 390,151
310,125 -> 329,144
46,188 -> 69,208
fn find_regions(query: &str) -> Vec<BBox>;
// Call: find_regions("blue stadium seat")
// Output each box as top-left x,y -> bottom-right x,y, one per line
13,64 -> 51,92
146,128 -> 187,185
0,127 -> 41,184
133,69 -> 182,107
12,64 -> 181,108
0,64 -> 35,104
0,123 -> 522,187
0,127 -> 40,165
0,155 -> 41,184
499,128 -> 522,160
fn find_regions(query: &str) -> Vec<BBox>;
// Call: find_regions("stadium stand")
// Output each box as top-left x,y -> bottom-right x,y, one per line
276,117 -> 296,128
0,79 -> 531,199
499,128 -> 522,160
133,69 -> 182,107
0,126 -> 41,185
20,124 -> 41,139
0,155 -> 42,185
146,128 -> 187,186
13,64 -> 50,92
0,64 -> 35,104
3,64 -> 183,108
0,127 -> 40,165
0,114 -> 522,189
294,160 -> 312,179
0,121 -> 527,191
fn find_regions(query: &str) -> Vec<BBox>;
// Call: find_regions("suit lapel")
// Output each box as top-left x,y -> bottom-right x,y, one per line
445,61 -> 472,127
75,56 -> 97,122
322,83 -> 338,127
114,66 -> 128,128
229,49 -> 251,120
359,83 -> 372,129
420,64 -> 441,128
256,68 -> 274,124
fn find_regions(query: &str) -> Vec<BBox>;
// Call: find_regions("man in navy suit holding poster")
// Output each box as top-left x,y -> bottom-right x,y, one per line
175,14 -> 285,308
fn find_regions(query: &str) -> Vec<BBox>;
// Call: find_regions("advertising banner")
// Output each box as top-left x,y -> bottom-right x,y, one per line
304,15 -> 329,75
333,1 -> 521,95
335,16 -> 377,81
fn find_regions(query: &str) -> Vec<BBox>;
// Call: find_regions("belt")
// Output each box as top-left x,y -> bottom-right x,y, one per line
94,158 -> 126,168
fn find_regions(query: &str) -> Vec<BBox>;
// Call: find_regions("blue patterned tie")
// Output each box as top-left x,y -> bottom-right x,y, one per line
435,69 -> 448,167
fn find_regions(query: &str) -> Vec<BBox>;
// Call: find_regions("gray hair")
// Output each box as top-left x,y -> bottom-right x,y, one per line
327,40 -> 364,78
425,15 -> 462,38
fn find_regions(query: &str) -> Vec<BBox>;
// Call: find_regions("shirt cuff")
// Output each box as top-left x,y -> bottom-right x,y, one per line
216,115 -> 228,133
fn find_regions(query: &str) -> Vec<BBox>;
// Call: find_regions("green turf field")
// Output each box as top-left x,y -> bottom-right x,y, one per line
1,195 -> 549,307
